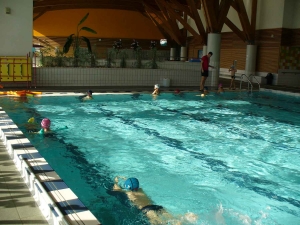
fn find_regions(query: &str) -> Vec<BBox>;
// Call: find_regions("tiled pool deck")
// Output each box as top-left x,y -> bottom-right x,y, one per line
0,81 -> 299,225
0,140 -> 48,224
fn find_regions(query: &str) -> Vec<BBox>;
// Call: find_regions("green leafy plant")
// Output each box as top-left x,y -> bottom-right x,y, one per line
119,50 -> 128,68
131,39 -> 142,68
149,41 -> 158,68
54,48 -> 65,67
63,13 -> 97,67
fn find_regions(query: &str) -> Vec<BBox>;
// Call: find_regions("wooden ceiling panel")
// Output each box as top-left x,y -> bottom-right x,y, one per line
34,0 -> 159,13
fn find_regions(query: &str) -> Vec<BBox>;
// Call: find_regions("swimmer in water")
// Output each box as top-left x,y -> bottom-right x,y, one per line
152,84 -> 160,95
80,90 -> 93,101
84,90 -> 93,99
27,117 -> 67,134
217,83 -> 224,93
39,118 -> 51,134
27,117 -> 51,134
113,176 -> 198,225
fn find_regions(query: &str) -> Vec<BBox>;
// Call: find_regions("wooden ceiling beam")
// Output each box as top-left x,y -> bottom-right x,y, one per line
186,0 -> 207,44
235,0 -> 251,40
217,0 -> 232,30
195,0 -> 202,10
154,0 -> 184,45
213,0 -> 220,14
33,36 -> 56,49
33,7 -> 49,21
143,11 -> 172,41
144,5 -> 183,45
202,0 -> 219,33
160,0 -> 203,44
250,0 -> 257,41
155,0 -> 169,21
230,0 -> 239,11
225,17 -> 247,42
168,0 -> 192,17
33,0 -> 149,13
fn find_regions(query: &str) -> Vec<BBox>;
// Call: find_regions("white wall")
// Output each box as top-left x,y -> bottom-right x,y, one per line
253,0 -> 284,29
0,0 -> 33,56
283,0 -> 300,28
291,0 -> 300,28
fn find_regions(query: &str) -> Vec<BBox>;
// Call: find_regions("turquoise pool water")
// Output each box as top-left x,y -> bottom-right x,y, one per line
1,91 -> 300,225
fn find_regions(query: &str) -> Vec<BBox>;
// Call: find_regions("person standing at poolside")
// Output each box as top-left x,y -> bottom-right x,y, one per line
229,65 -> 237,90
200,52 -> 214,92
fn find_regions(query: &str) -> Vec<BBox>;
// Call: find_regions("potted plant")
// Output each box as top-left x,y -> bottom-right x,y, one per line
63,13 -> 97,67
131,39 -> 142,68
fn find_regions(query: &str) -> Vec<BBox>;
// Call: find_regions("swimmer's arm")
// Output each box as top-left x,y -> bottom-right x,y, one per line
113,183 -> 122,191
113,176 -> 126,191
55,126 -> 68,131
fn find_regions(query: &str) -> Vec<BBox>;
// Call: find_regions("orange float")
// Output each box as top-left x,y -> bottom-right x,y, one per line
1,90 -> 42,97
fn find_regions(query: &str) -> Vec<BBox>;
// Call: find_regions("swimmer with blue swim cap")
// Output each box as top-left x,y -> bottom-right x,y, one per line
113,176 -> 198,224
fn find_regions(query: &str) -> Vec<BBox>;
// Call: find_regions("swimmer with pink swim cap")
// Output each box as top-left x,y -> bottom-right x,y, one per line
27,117 -> 67,134
218,83 -> 224,93
39,118 -> 51,134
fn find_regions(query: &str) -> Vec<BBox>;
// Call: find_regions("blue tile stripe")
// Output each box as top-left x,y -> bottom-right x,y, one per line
56,199 -> 88,215
0,107 -> 101,224
42,180 -> 69,192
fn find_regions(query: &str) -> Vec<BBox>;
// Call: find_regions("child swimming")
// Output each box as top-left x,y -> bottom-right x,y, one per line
39,118 -> 51,134
113,176 -> 198,225
27,117 -> 67,135
152,84 -> 160,95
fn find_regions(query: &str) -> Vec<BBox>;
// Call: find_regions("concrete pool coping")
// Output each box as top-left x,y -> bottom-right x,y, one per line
0,83 -> 299,225
0,109 -> 101,225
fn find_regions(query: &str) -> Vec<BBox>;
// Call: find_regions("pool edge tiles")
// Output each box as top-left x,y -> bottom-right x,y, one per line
0,107 -> 102,225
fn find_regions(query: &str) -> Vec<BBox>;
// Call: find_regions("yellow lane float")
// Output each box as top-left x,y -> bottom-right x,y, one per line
0,90 -> 42,97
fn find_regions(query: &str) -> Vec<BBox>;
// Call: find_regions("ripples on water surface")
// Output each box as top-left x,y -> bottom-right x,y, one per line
1,91 -> 300,225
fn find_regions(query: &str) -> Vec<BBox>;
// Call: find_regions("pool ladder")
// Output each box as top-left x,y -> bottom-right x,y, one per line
240,74 -> 261,93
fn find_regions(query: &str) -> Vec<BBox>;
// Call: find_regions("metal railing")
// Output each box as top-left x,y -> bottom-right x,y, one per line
240,74 -> 261,93
249,74 -> 261,90
240,74 -> 253,93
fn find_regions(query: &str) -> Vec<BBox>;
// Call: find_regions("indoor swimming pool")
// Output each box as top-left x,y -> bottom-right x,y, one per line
1,91 -> 300,225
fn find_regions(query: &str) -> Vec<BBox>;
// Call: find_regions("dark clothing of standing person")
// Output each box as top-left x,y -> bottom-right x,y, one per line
200,52 -> 214,91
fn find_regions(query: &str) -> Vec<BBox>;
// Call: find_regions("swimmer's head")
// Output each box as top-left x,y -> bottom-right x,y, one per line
154,84 -> 160,89
87,90 -> 93,96
124,178 -> 139,191
41,118 -> 51,129
218,83 -> 223,88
